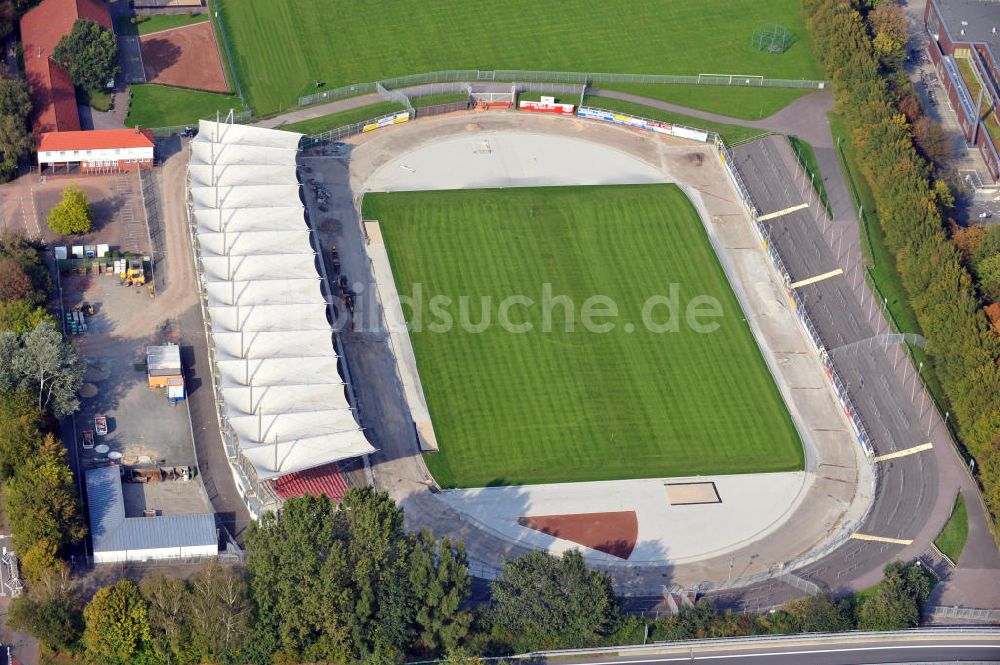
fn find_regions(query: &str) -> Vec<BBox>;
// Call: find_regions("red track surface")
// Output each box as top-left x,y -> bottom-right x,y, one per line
140,22 -> 229,93
519,511 -> 638,559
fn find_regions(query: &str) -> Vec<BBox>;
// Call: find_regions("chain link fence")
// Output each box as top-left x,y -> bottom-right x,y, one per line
299,69 -> 828,107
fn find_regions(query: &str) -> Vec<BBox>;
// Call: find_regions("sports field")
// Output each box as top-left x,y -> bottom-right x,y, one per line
364,185 -> 803,488
217,0 -> 822,116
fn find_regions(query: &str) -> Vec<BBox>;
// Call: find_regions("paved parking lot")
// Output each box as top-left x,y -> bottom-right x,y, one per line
60,271 -> 211,518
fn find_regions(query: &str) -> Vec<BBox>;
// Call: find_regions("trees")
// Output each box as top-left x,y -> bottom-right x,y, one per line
53,19 -> 119,92
410,530 -> 473,655
188,561 -> 250,661
52,19 -> 118,90
0,389 -> 43,480
8,321 -> 84,416
4,433 -> 86,560
47,186 -> 92,236
0,259 -> 33,303
7,567 -> 84,654
0,300 -> 54,335
856,562 -> 934,630
0,75 -> 32,183
83,580 -> 155,665
245,489 -> 474,662
489,549 -> 619,652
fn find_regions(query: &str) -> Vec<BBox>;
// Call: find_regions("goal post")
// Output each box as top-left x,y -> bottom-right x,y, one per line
471,85 -> 516,110
698,73 -> 765,87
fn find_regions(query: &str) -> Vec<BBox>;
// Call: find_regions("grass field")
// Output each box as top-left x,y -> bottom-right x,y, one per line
126,85 -> 241,128
282,102 -> 405,134
584,95 -> 767,145
217,0 -> 822,116
598,84 -> 812,120
115,13 -> 209,36
364,185 -> 803,488
934,493 -> 968,563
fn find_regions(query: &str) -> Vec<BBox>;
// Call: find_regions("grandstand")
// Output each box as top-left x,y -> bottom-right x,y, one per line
187,120 -> 373,517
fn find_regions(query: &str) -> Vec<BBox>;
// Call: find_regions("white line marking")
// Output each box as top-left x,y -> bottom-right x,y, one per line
789,268 -> 843,289
757,203 -> 808,221
874,442 -> 933,462
850,533 -> 913,545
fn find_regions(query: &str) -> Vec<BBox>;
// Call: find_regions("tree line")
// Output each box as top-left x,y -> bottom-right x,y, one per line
803,0 -> 1000,530
0,233 -> 86,583
11,489 -> 938,664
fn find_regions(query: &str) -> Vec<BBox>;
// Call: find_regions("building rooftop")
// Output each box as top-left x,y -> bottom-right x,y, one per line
146,344 -> 182,374
20,0 -> 113,134
935,0 -> 1000,56
38,128 -> 156,153
85,465 -> 216,556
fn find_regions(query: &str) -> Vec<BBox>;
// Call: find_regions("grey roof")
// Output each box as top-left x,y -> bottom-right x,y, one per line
936,0 -> 1000,58
85,465 -> 217,554
146,344 -> 182,373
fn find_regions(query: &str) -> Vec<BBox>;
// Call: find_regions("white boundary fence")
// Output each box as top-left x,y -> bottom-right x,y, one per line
299,69 -> 828,107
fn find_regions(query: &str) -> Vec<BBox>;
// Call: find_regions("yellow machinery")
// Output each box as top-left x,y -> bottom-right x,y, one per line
118,258 -> 146,286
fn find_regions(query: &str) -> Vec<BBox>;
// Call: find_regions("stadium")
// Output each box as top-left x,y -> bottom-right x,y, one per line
176,0 -> 961,603
185,100 -> 893,593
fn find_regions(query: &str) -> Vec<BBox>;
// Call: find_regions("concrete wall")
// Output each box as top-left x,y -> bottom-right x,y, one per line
93,543 -> 217,564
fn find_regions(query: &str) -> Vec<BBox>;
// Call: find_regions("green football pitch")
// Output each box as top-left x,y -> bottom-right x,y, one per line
216,0 -> 822,116
363,185 -> 803,488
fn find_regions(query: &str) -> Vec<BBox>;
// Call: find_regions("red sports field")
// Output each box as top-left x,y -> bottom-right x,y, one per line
140,22 -> 229,93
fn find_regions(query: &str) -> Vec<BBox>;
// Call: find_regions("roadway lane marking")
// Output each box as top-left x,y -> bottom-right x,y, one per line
850,533 -> 913,545
873,442 -> 933,463
789,268 -> 844,289
757,203 -> 808,221
572,644 -> 1000,663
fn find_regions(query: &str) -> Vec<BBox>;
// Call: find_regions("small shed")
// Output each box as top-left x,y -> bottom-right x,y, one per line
85,465 -> 217,564
147,344 -> 182,389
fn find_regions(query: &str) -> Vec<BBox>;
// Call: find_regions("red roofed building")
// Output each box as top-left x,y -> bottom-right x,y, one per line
20,0 -> 113,135
37,128 -> 155,173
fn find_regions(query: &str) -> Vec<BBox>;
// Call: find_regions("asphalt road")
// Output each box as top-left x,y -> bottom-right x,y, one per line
537,635 -> 1000,665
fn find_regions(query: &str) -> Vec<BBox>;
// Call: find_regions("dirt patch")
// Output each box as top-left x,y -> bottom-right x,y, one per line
140,22 -> 229,94
683,152 -> 705,166
665,482 -> 721,505
518,511 -> 638,559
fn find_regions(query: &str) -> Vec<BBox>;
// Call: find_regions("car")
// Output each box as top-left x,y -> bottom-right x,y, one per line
181,126 -> 197,138
978,211 -> 992,220
95,416 -> 108,436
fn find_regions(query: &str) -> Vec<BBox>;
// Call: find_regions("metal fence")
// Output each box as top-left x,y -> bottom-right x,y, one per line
925,605 -> 1000,623
299,69 -> 829,107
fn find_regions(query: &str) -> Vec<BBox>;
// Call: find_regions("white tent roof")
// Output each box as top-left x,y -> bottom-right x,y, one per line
205,279 -> 322,307
193,207 -> 308,234
189,120 -> 373,482
213,330 -> 334,358
221,384 -> 349,415
198,230 -> 313,256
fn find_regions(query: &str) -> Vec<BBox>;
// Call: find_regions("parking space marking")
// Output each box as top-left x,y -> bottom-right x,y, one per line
789,268 -> 844,289
758,203 -> 808,221
873,442 -> 933,463
850,533 -> 913,545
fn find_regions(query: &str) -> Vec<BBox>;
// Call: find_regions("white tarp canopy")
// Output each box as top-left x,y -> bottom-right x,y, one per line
189,120 -> 373,482
206,279 -> 322,307
193,207 -> 308,234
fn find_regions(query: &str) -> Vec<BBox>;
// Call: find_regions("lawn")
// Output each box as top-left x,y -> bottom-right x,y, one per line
364,185 -> 803,488
126,84 -> 242,128
584,95 -> 767,145
216,0 -> 823,116
282,102 -> 405,134
115,12 -> 209,36
934,493 -> 968,563
598,83 -> 812,120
